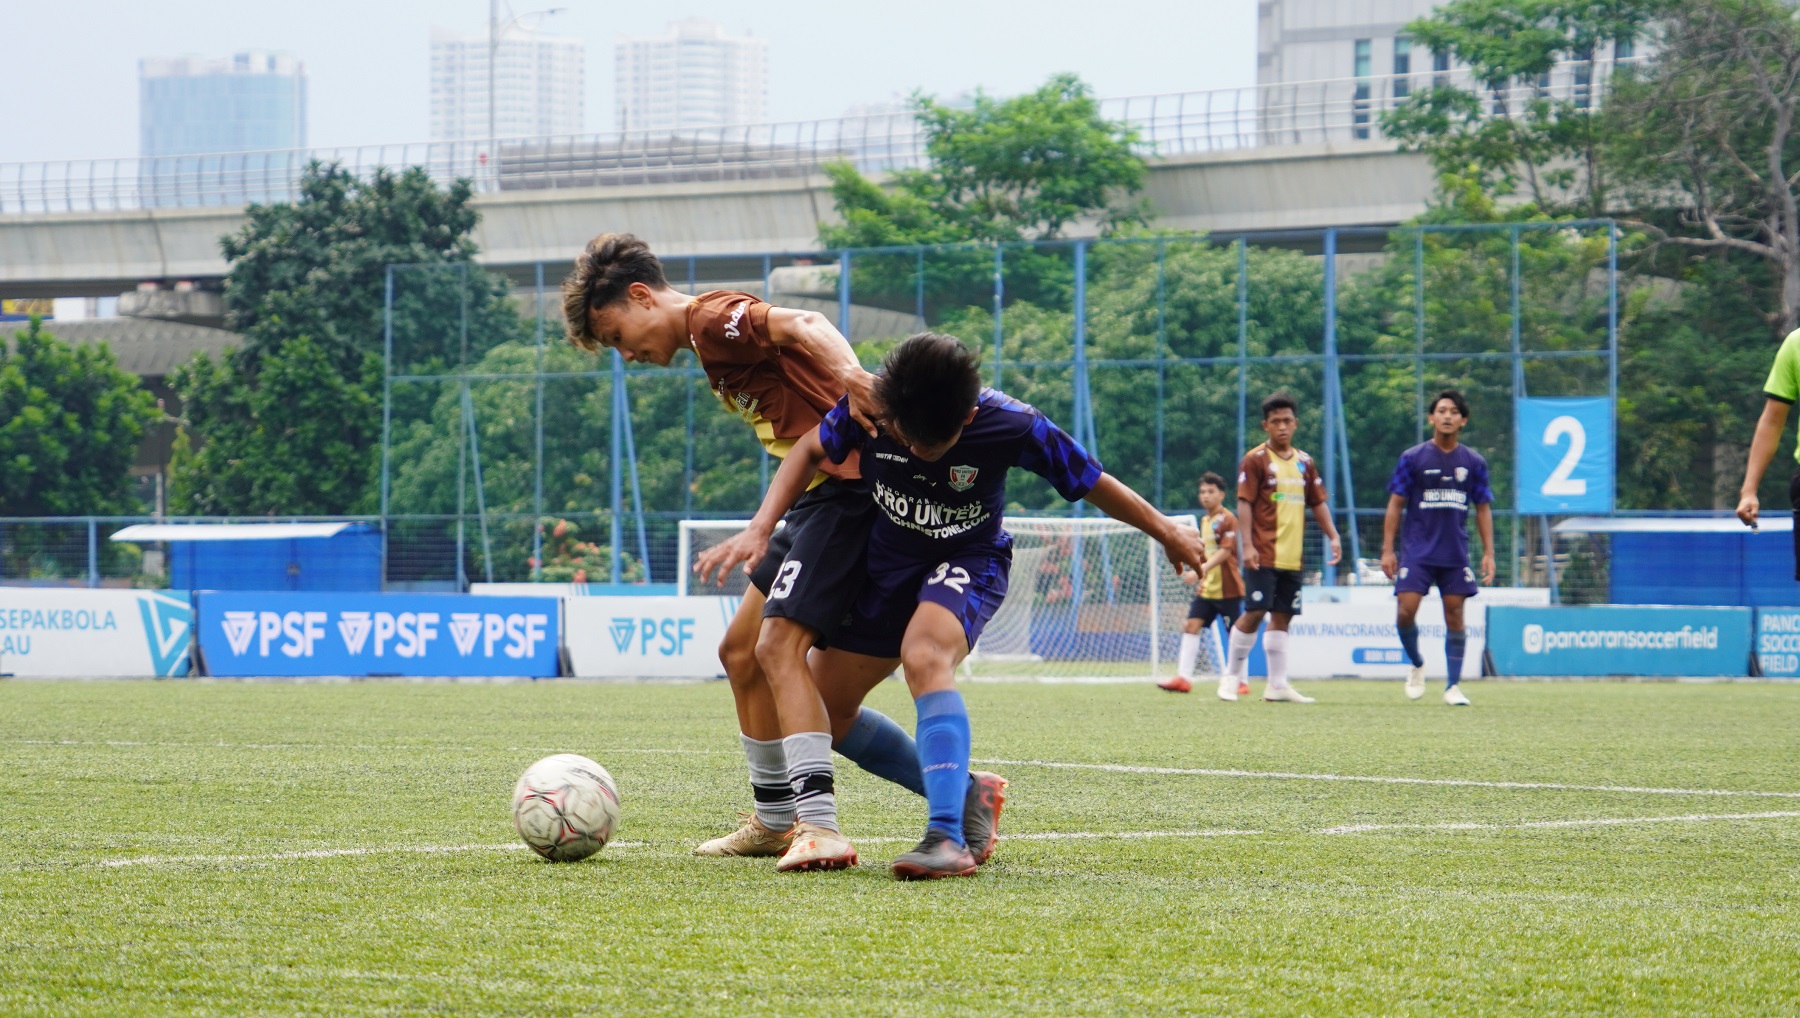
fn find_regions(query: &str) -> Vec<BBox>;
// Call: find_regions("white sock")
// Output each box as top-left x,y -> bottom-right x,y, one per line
741,734 -> 794,830
1210,625 -> 1228,677
1177,632 -> 1201,679
782,731 -> 838,832
1226,627 -> 1256,679
1264,629 -> 1290,690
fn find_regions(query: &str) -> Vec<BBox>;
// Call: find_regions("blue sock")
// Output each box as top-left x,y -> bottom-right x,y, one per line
914,689 -> 971,845
834,707 -> 926,797
1446,630 -> 1467,687
1397,624 -> 1424,668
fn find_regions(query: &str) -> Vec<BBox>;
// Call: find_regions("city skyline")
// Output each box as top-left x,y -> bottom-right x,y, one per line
0,1 -> 1254,164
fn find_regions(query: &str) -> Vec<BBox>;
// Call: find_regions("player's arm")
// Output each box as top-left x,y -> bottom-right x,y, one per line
765,306 -> 881,435
1380,494 -> 1406,579
692,429 -> 830,585
1202,516 -> 1236,574
1082,474 -> 1208,575
1475,501 -> 1496,584
1739,397 -> 1790,528
1235,458 -> 1260,571
1305,461 -> 1342,565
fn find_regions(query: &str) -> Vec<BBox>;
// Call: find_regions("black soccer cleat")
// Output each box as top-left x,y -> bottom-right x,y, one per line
891,828 -> 978,881
962,771 -> 1009,865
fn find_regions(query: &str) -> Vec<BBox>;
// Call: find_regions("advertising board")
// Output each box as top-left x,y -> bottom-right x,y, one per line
564,596 -> 739,678
1487,604 -> 1753,677
0,588 -> 191,677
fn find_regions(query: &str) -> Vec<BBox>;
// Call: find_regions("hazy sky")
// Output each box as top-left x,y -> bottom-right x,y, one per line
1,1 -> 1255,163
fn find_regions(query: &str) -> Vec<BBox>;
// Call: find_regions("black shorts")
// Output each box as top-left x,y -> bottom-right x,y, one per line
1186,596 -> 1242,628
1243,568 -> 1303,616
748,478 -> 874,645
1790,471 -> 1800,582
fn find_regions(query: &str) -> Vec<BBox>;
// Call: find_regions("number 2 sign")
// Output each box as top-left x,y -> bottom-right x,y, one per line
1515,397 -> 1615,514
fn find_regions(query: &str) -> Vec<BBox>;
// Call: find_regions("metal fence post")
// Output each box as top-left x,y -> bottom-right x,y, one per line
1237,238 -> 1248,464
992,246 -> 1005,387
1153,238 -> 1168,508
532,261 -> 546,581
87,518 -> 98,588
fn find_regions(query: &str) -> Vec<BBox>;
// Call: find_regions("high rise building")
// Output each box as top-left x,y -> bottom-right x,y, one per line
139,51 -> 307,157
430,26 -> 585,143
614,19 -> 768,133
138,51 -> 306,205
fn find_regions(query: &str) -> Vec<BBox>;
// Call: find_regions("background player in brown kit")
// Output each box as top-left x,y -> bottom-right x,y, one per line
1158,471 -> 1245,698
563,234 -> 985,872
1222,392 -> 1341,703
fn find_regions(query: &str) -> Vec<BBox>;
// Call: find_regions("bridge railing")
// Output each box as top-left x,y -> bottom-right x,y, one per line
0,59 -> 1641,214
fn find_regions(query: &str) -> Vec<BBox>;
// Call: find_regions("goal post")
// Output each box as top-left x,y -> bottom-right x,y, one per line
678,514 -> 1204,680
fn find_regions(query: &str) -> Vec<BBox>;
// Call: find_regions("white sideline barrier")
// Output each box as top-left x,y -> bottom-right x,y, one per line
564,596 -> 740,678
0,588 -> 191,677
1286,587 -> 1551,679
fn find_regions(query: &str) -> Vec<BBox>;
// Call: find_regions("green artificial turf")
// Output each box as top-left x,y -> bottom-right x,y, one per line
2,678 -> 1797,1016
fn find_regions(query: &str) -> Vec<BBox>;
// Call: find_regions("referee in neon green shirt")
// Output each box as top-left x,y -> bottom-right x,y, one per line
1739,328 -> 1800,577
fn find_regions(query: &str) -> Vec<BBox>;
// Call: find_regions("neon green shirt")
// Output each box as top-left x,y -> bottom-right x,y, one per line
1767,328 -> 1800,463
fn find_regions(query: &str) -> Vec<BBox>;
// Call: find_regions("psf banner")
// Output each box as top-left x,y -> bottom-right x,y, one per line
195,592 -> 559,677
564,596 -> 739,678
0,589 -> 191,677
1487,605 -> 1753,677
1756,609 -> 1800,678
1516,397 -> 1615,514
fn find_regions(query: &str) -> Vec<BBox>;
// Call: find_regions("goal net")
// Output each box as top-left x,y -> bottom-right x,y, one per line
679,514 -> 1213,681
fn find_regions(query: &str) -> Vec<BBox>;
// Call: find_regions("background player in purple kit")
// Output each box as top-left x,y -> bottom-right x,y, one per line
1379,390 -> 1496,706
700,333 -> 1207,879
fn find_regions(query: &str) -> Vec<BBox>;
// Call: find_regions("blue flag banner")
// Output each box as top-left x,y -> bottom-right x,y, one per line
1515,397 -> 1614,514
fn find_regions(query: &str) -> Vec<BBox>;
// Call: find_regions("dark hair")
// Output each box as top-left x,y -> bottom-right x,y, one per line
562,233 -> 670,352
877,333 -> 983,448
1260,392 -> 1298,420
1198,471 -> 1227,491
1431,388 -> 1470,419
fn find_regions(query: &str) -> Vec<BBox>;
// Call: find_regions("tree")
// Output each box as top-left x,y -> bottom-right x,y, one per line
171,163 -> 525,515
821,73 -> 1149,318
0,318 -> 159,516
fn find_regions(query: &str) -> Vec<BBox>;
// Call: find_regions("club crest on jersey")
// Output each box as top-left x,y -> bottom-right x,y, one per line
1455,466 -> 1468,482
947,465 -> 979,491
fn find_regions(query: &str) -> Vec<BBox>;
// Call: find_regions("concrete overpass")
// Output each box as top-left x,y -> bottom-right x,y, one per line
0,141 -> 1431,299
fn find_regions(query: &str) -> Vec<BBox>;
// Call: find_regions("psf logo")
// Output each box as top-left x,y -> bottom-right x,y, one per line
609,616 -> 696,657
947,465 -> 979,491
1523,624 -> 1545,654
220,609 -> 546,659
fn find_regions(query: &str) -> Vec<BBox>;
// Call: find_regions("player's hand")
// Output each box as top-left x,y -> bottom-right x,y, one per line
844,369 -> 884,436
1379,549 -> 1398,579
1480,551 -> 1496,585
1180,567 -> 1201,588
1243,544 -> 1260,571
1162,522 -> 1208,577
1327,535 -> 1342,566
1737,492 -> 1760,530
692,525 -> 772,587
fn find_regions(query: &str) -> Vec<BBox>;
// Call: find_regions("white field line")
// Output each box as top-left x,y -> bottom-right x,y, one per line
973,758 -> 1800,800
1318,811 -> 1800,835
33,812 -> 1800,872
4,739 -> 727,755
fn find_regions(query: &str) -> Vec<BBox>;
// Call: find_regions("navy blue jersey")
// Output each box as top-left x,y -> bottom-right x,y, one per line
818,388 -> 1103,561
1386,441 -> 1493,567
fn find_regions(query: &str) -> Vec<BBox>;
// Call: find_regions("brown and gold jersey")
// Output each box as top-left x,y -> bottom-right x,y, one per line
685,291 -> 859,483
1200,509 -> 1243,599
1236,443 -> 1326,572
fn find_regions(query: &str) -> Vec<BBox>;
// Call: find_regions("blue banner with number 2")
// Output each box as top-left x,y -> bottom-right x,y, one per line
1515,397 -> 1614,514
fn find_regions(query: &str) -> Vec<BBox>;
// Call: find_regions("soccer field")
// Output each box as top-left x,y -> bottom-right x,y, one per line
3,679 -> 1797,1016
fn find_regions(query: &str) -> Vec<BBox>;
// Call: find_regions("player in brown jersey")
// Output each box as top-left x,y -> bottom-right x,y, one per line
1158,472 -> 1247,698
562,234 -> 1004,872
1224,393 -> 1341,704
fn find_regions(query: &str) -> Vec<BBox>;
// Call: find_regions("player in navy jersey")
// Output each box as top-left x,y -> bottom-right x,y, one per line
1380,390 -> 1495,706
698,333 -> 1208,878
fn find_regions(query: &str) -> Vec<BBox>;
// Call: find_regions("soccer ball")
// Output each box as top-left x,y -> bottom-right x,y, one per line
511,753 -> 620,862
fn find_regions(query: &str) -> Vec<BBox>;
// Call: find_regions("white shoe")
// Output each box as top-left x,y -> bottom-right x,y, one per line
1262,685 -> 1315,704
1405,665 -> 1426,701
1216,680 -> 1238,702
1444,685 -> 1471,706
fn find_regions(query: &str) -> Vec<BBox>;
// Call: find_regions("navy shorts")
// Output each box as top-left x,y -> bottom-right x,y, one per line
829,541 -> 1012,660
747,478 -> 875,645
1187,596 -> 1242,628
1243,568 -> 1303,616
1395,561 -> 1479,598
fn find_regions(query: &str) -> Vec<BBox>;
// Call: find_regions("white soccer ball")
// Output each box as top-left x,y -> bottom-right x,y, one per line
511,753 -> 620,862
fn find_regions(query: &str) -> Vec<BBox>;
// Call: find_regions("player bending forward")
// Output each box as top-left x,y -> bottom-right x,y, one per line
1380,390 -> 1495,706
1158,472 -> 1247,699
1221,393 -> 1342,703
701,333 -> 1207,878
